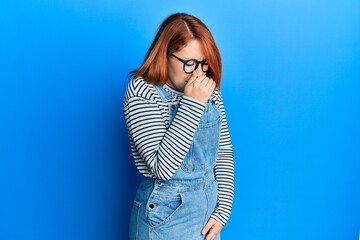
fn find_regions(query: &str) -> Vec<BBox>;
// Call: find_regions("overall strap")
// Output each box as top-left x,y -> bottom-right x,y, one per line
152,84 -> 179,105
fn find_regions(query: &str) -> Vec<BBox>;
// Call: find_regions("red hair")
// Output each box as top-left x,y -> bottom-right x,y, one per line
130,13 -> 222,88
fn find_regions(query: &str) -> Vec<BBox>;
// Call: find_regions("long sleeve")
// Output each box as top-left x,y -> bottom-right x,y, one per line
123,78 -> 206,180
210,91 -> 235,225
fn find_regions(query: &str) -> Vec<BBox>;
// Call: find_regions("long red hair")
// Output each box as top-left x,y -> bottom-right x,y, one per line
130,13 -> 222,88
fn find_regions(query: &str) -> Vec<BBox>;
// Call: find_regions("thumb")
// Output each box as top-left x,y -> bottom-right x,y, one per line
186,70 -> 197,86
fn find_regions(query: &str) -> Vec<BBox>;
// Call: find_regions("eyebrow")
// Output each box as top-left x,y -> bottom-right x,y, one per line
183,56 -> 206,61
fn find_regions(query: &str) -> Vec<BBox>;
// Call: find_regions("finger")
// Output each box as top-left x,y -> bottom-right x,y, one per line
206,223 -> 223,240
191,75 -> 206,89
201,220 -> 214,236
209,79 -> 216,91
204,78 -> 214,89
198,75 -> 209,84
205,227 -> 220,240
196,76 -> 209,88
204,218 -> 224,239
203,79 -> 215,95
186,70 -> 197,85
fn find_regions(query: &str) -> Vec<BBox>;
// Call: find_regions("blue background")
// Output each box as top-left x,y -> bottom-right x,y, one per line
1,1 -> 359,239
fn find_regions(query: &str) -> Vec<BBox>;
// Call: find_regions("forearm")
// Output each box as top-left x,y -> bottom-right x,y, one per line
125,96 -> 206,180
211,150 -> 234,225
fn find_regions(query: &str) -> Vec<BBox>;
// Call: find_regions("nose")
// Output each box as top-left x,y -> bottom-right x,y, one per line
194,64 -> 204,76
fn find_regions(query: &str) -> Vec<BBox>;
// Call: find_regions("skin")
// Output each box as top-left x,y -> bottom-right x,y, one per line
167,40 -> 223,239
167,39 -> 216,104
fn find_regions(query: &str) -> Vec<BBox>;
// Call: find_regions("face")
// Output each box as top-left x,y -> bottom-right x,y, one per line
167,39 -> 206,91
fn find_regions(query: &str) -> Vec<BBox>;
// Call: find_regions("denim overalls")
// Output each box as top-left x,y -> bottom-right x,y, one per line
129,84 -> 222,240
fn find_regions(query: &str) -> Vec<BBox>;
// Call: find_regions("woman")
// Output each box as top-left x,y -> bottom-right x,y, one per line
124,13 -> 234,240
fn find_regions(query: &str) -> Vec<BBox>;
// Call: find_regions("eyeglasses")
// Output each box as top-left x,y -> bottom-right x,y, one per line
170,53 -> 209,74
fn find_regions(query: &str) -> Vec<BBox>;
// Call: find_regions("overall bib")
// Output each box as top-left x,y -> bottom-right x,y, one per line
129,85 -> 222,240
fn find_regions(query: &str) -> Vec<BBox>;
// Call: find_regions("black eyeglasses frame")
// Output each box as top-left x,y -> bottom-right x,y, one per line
170,53 -> 209,74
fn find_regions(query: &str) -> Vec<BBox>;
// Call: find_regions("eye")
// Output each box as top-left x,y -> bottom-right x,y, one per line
185,60 -> 196,66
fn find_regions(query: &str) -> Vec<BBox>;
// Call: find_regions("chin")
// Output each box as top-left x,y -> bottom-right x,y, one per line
172,82 -> 185,92
176,86 -> 185,92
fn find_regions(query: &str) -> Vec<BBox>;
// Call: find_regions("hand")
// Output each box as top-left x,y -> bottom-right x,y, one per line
184,71 -> 215,104
201,217 -> 223,240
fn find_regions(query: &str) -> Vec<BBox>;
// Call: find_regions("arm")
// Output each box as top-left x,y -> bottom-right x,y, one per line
211,90 -> 235,225
202,90 -> 234,239
124,80 -> 206,180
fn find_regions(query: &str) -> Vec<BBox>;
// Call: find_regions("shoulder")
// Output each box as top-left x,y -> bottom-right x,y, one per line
124,77 -> 159,102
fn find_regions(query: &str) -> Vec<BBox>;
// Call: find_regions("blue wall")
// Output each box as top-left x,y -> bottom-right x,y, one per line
1,1 -> 359,239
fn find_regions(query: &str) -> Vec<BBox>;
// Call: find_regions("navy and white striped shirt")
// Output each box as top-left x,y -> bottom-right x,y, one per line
124,77 -> 234,225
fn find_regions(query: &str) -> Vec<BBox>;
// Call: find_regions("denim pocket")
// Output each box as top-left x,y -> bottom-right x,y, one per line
146,192 -> 184,228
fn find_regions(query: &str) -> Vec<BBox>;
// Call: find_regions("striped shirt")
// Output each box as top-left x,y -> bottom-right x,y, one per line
123,77 -> 234,225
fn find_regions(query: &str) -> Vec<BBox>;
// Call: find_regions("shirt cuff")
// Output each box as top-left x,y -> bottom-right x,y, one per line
210,211 -> 228,226
181,96 -> 206,111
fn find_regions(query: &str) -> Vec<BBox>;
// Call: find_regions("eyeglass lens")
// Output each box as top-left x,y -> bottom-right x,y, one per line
184,60 -> 209,74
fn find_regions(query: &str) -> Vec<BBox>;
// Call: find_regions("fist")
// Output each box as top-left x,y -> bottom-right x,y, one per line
184,71 -> 215,104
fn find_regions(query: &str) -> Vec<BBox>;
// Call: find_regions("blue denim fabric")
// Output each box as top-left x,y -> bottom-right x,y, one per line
129,85 -> 221,240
